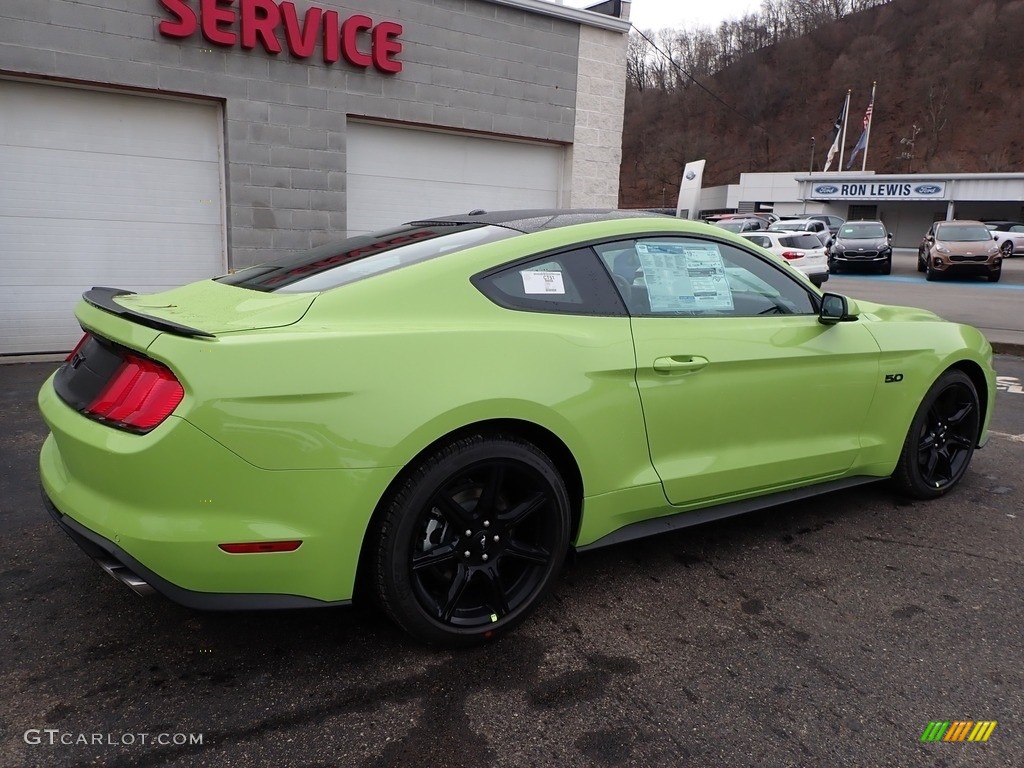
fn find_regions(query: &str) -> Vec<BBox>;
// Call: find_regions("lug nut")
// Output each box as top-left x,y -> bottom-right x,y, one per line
483,520 -> 490,528
482,554 -> 489,562
463,551 -> 471,558
493,535 -> 500,542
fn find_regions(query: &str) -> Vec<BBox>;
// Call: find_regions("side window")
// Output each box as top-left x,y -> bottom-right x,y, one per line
1011,225 -> 1024,233
746,235 -> 770,248
473,247 -> 626,316
595,238 -> 816,318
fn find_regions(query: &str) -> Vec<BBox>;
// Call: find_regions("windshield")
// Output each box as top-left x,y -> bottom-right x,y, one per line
840,223 -> 886,238
769,221 -> 808,231
936,224 -> 993,242
216,223 -> 517,292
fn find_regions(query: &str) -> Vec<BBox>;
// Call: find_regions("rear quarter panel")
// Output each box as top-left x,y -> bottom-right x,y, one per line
149,233 -> 660,502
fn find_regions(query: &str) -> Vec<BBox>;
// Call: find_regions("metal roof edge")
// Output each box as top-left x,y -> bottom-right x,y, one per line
794,172 -> 1024,182
485,0 -> 632,32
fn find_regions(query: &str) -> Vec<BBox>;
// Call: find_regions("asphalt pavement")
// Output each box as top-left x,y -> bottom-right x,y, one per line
2,354 -> 1023,767
828,248 -> 1024,355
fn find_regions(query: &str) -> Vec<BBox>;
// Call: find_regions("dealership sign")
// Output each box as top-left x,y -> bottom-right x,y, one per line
811,181 -> 947,200
158,0 -> 403,73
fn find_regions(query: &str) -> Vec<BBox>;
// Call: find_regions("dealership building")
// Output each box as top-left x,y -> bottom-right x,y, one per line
696,171 -> 1024,248
0,0 -> 631,355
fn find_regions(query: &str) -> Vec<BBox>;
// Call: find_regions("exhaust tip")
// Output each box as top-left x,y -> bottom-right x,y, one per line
96,556 -> 156,596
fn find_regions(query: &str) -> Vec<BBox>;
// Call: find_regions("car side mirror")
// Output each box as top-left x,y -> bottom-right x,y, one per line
887,232 -> 893,239
819,293 -> 859,325
994,234 -> 999,241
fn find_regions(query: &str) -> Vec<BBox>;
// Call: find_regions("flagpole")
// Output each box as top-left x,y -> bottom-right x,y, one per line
837,90 -> 851,172
861,81 -> 877,172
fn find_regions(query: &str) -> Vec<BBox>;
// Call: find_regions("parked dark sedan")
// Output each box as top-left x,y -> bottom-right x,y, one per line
827,220 -> 893,274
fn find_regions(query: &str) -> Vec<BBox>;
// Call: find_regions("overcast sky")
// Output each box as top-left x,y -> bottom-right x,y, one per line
561,0 -> 762,30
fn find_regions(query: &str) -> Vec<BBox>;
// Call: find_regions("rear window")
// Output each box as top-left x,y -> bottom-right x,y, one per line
780,234 -> 823,249
216,223 -> 517,292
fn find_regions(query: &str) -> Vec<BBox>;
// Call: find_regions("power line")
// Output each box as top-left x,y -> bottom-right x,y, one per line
629,25 -> 769,136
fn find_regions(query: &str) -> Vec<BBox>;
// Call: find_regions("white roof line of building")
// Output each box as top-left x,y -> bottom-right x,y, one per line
795,172 -> 1024,181
485,0 -> 632,32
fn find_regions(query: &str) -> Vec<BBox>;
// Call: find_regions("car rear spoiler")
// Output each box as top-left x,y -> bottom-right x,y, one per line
83,287 -> 215,339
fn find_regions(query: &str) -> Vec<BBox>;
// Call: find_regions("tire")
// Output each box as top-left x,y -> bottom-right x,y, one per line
1000,240 -> 1013,258
892,370 -> 980,499
916,251 -> 926,272
990,267 -> 1002,283
879,257 -> 891,275
370,433 -> 571,646
925,258 -> 939,281
829,258 -> 842,274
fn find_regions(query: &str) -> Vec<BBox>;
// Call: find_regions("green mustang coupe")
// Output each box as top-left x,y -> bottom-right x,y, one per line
39,210 -> 995,645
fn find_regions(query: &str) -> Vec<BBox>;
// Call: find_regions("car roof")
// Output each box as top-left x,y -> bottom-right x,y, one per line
407,209 -> 671,234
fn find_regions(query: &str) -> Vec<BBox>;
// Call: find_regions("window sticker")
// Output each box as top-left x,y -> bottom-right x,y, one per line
521,270 -> 566,295
636,242 -> 733,312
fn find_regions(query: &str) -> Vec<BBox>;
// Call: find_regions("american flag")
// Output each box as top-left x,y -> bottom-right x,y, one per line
862,103 -> 873,130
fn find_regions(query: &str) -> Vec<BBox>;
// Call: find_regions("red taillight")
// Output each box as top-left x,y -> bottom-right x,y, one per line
64,333 -> 89,363
218,541 -> 303,554
85,354 -> 183,431
780,251 -> 803,260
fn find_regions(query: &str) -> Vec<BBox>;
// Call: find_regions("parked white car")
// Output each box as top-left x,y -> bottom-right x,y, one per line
768,218 -> 831,246
740,230 -> 829,286
984,221 -> 1024,257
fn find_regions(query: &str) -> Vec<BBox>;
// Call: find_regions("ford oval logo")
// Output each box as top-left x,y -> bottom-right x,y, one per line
814,185 -> 838,194
914,184 -> 942,195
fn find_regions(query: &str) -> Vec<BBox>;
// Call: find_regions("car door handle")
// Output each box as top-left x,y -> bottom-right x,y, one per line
653,355 -> 709,374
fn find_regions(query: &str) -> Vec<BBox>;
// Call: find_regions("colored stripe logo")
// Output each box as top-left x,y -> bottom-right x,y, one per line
921,721 -> 997,742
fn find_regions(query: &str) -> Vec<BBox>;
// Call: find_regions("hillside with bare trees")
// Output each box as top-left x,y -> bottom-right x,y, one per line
620,0 -> 1024,207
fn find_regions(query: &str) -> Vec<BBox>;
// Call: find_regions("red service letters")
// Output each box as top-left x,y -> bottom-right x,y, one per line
158,0 -> 403,74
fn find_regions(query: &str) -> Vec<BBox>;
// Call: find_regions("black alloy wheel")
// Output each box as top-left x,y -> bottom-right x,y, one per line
893,370 -> 980,499
371,434 -> 570,646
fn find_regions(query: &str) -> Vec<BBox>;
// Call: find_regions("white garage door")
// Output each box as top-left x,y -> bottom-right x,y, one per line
346,122 -> 564,236
0,80 -> 225,355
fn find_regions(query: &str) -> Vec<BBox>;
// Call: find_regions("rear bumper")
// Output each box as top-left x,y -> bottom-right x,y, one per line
39,376 -> 397,606
44,490 -> 345,610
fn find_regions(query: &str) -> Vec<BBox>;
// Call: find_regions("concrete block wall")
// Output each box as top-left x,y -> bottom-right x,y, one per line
568,23 -> 627,209
0,0 -> 590,268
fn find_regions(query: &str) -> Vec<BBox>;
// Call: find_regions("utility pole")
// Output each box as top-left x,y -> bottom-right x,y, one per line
804,137 -> 815,214
899,124 -> 921,173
